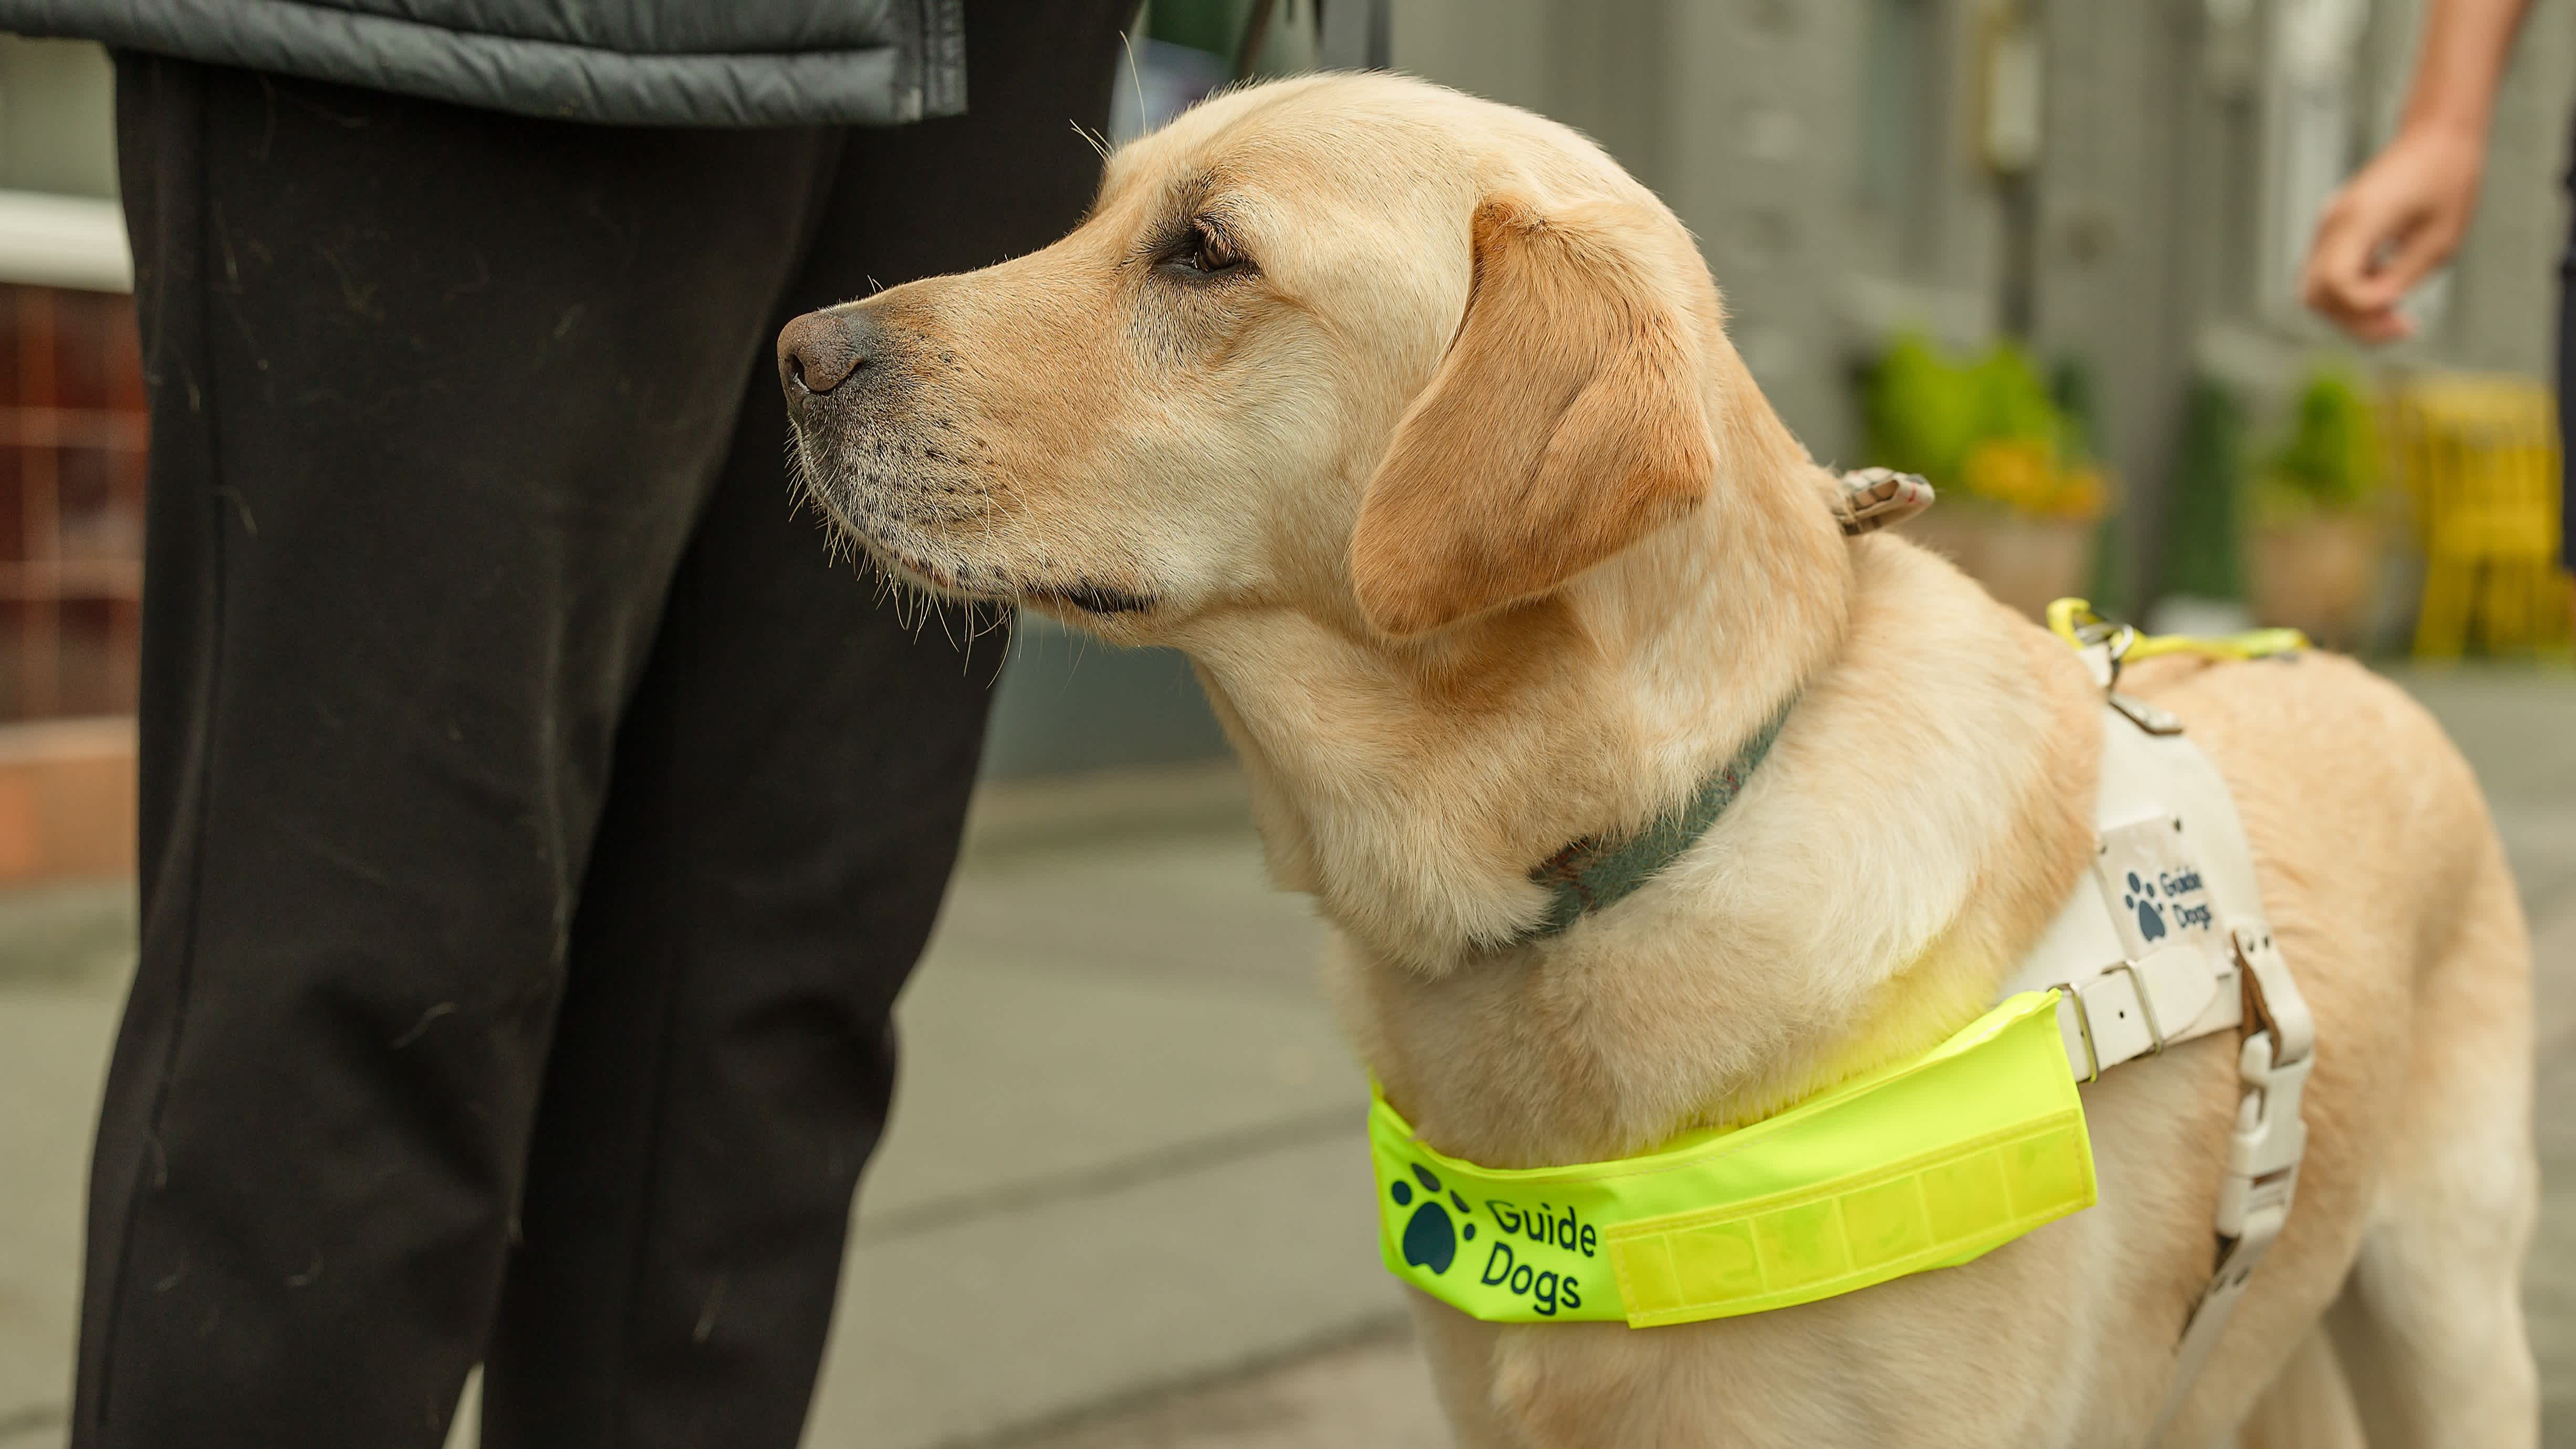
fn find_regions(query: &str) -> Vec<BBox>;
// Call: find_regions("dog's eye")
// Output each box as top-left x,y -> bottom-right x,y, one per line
1175,221 -> 1245,277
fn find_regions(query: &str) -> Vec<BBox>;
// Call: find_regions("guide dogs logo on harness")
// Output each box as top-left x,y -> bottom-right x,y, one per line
1386,1160 -> 1596,1316
2094,814 -> 2219,959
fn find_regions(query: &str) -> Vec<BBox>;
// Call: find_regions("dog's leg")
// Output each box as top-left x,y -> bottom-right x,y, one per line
2321,854 -> 2539,1449
2323,1191 -> 2538,1449
1409,1294 -> 1525,1448
2235,1325 -> 2364,1449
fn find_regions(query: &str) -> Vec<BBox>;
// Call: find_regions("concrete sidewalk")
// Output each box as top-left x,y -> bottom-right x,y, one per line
801,816 -> 1404,1448
0,783 -> 1426,1449
0,668 -> 2571,1448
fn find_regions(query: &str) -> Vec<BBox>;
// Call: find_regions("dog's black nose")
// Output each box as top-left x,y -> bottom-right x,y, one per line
778,309 -> 878,398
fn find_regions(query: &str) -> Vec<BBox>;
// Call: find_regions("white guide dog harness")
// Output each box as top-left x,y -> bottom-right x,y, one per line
2007,626 -> 2316,1439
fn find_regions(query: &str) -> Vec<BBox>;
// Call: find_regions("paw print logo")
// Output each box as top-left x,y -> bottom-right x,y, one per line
1389,1162 -> 1476,1275
2123,871 -> 2168,943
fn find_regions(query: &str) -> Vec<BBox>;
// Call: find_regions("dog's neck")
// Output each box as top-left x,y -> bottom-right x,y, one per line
1181,486 -> 2100,1166
1184,456 -> 1850,975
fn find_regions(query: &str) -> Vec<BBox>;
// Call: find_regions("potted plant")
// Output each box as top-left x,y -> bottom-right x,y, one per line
1860,333 -> 2112,619
2249,367 -> 2383,649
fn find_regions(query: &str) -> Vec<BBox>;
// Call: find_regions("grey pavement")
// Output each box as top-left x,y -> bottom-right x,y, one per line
0,667 -> 2570,1448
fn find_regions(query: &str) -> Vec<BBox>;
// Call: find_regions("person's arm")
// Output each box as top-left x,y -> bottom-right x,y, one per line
2301,0 -> 2535,341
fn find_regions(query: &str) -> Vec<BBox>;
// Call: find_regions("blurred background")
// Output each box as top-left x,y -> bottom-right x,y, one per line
0,1 -> 2570,1446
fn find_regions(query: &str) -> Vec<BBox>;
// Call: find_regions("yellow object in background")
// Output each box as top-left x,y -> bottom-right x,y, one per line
1960,438 -> 2111,520
2385,377 -> 2573,659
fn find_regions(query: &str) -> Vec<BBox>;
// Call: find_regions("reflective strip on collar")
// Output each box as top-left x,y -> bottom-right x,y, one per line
1369,992 -> 2096,1327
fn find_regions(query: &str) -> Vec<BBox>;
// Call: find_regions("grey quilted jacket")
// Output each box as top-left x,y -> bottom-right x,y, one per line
0,0 -> 966,126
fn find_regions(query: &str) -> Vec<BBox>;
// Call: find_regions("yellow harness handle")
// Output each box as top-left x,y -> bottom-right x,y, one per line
2046,598 -> 2309,665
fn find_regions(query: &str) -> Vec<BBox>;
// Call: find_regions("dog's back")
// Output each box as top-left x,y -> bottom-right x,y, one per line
2122,651 -> 2535,1446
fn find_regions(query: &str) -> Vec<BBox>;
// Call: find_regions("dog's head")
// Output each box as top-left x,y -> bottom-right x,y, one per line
782,72 -> 1811,647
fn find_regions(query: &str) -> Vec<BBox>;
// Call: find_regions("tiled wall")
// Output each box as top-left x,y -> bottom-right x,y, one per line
0,283 -> 145,722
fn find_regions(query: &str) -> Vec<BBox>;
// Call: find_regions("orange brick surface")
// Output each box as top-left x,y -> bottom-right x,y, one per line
0,714 -> 133,884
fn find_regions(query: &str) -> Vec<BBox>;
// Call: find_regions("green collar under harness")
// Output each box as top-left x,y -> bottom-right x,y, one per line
1524,699 -> 1793,940
1374,600 -> 2314,1362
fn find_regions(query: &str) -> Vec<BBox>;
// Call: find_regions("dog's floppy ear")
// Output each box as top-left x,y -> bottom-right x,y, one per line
1349,194 -> 1717,637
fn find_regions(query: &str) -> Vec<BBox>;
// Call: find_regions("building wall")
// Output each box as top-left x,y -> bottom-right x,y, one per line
2437,0 -> 2574,377
3,8 -> 2569,781
2032,3 -> 2188,498
0,37 -> 113,199
1399,0 -> 2576,603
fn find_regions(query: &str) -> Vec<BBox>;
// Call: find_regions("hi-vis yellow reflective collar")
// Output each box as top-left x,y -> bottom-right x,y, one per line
1369,991 -> 2095,1327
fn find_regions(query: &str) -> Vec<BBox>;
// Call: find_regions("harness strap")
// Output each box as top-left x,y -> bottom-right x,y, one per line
2054,942 -> 2230,1080
2046,597 -> 2308,693
2033,598 -> 2317,1442
2149,924 -> 2314,1444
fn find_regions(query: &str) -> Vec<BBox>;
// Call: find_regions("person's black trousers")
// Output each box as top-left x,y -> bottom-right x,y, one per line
76,11 -> 1129,1447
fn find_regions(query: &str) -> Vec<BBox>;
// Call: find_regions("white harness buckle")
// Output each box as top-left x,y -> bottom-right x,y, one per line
2217,925 -> 2312,1240
2146,924 -> 2316,1445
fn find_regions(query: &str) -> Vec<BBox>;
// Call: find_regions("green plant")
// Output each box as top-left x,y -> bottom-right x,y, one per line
1858,332 -> 2108,519
2259,366 -> 2380,519
1860,332 -> 1977,485
1964,343 -> 2060,450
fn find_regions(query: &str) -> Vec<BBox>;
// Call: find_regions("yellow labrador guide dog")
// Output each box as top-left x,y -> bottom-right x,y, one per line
778,74 -> 2537,1448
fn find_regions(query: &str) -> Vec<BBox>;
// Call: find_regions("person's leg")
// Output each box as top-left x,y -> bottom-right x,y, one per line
78,58 -> 846,1449
477,5 -> 1135,1444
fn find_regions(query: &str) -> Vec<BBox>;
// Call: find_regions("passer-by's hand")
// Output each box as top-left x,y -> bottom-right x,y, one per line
2300,127 -> 2487,343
